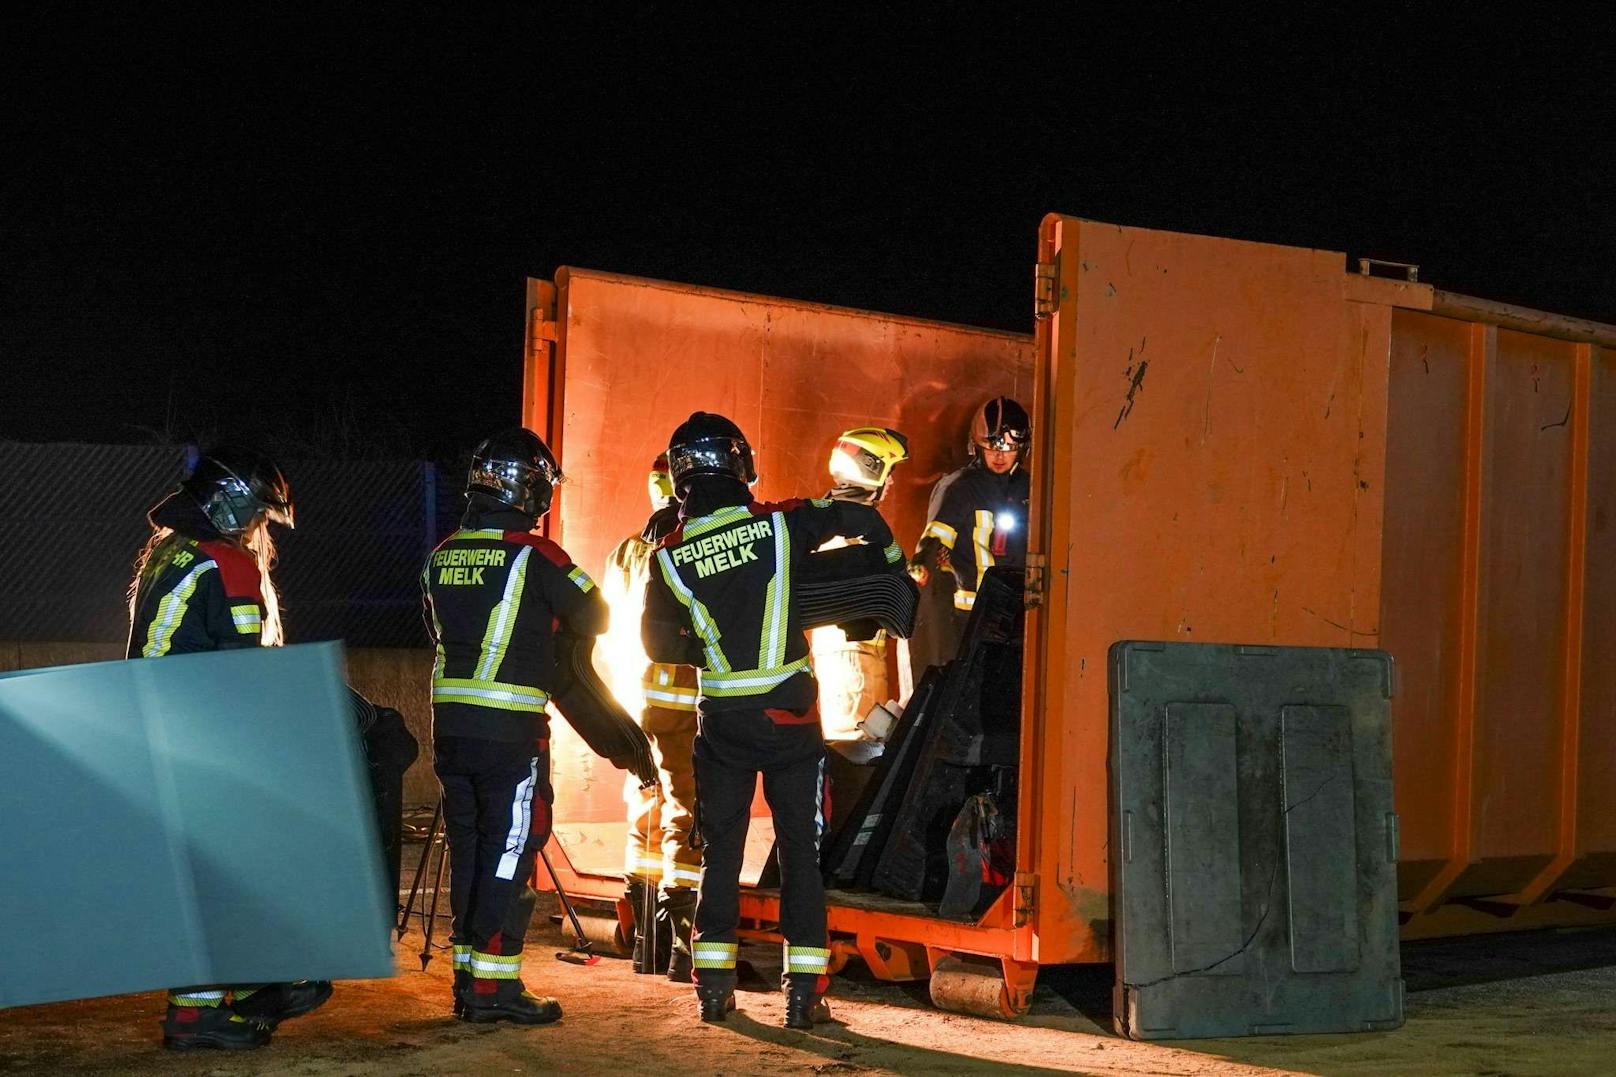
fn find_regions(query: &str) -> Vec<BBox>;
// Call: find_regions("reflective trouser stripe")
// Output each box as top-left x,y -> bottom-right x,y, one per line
470,950 -> 522,979
692,941 -> 738,969
452,945 -> 471,971
642,685 -> 699,710
784,945 -> 831,974
664,860 -> 702,887
495,756 -> 540,880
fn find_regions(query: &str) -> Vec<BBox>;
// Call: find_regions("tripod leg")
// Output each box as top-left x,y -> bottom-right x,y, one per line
399,797 -> 443,939
420,807 -> 449,970
538,844 -> 593,955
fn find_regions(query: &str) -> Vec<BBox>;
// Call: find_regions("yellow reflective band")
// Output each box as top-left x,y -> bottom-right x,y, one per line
656,548 -> 731,673
954,590 -> 977,611
972,509 -> 996,585
229,603 -> 262,635
432,678 -> 550,712
692,941 -> 738,969
884,541 -> 903,564
665,864 -> 703,886
568,566 -> 596,593
142,559 -> 218,657
168,991 -> 226,1006
474,547 -> 532,682
643,685 -> 699,711
456,529 -> 504,540
757,513 -> 790,669
699,657 -> 812,698
923,520 -> 957,549
470,950 -> 522,979
784,945 -> 831,973
678,505 -> 751,540
452,945 -> 472,970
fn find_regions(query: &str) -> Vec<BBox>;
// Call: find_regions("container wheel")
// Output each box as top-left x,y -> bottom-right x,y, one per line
571,910 -> 632,957
928,954 -> 1034,1019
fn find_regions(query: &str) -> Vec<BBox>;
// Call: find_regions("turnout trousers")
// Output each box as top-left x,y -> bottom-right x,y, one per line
434,735 -> 553,995
690,708 -> 831,998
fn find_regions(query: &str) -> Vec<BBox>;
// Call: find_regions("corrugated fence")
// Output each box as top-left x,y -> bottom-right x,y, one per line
0,442 -> 443,647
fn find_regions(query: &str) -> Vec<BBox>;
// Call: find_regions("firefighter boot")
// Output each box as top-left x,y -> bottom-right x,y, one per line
627,879 -> 669,974
462,979 -> 563,1026
784,975 -> 831,1030
659,887 -> 698,984
232,980 -> 334,1029
161,1004 -> 271,1051
696,976 -> 737,1023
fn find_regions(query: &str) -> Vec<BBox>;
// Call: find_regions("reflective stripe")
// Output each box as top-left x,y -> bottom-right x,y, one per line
757,513 -> 790,669
665,862 -> 702,887
922,520 -> 957,549
813,755 -> 827,850
452,945 -> 472,970
655,548 -> 730,672
168,990 -> 226,1006
495,756 -> 540,880
470,949 -> 522,979
625,854 -> 663,877
432,679 -> 550,712
142,559 -> 219,657
953,590 -> 977,611
474,547 -> 532,681
568,566 -> 596,593
678,505 -> 751,540
456,528 -> 504,540
784,945 -> 831,973
883,541 -> 903,564
229,603 -> 262,635
692,941 -> 738,969
971,509 -> 996,586
643,685 -> 698,711
699,656 -> 811,698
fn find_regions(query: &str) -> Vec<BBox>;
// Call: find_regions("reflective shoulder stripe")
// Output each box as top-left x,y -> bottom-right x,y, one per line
455,528 -> 504,540
923,520 -> 958,548
757,512 -> 790,669
567,566 -> 596,593
679,505 -> 751,540
474,547 -> 532,682
655,548 -> 730,673
141,559 -> 218,657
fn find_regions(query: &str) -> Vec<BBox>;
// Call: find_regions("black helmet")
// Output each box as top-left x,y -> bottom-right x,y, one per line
467,427 -> 562,518
969,396 -> 1031,457
183,447 -> 295,536
666,412 -> 756,494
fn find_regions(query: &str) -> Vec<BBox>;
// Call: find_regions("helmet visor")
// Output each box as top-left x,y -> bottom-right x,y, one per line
666,436 -> 753,487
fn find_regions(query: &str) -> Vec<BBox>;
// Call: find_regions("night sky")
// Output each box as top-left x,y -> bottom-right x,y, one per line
6,7 -> 1613,461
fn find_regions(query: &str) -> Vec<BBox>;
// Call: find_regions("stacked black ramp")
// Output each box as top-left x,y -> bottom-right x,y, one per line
1109,641 -> 1403,1040
798,541 -> 920,640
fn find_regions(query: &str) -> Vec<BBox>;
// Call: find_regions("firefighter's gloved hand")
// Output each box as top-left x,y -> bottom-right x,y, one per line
906,560 -> 930,588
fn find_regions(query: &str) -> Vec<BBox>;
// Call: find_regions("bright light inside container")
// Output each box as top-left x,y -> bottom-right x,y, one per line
995,512 -> 1017,532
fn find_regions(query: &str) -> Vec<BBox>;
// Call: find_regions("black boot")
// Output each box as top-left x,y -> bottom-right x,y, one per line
232,981 -> 333,1029
784,976 -> 830,1030
627,879 -> 669,974
659,887 -> 698,984
161,1004 -> 271,1051
462,980 -> 563,1026
696,979 -> 737,1023
452,969 -> 471,1017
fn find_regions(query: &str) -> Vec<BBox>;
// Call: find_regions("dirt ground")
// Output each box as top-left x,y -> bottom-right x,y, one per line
5,900 -> 1616,1076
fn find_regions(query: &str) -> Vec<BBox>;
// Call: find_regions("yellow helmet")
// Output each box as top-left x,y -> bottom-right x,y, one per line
647,452 -> 675,508
828,427 -> 910,498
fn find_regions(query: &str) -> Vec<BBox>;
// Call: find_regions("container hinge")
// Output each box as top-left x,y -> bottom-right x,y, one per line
530,308 -> 560,342
1023,552 -> 1048,608
1034,259 -> 1059,319
1357,257 -> 1419,283
1013,872 -> 1037,926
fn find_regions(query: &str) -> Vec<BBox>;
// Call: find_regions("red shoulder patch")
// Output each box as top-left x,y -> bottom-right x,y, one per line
748,498 -> 805,515
196,540 -> 263,601
503,530 -> 572,567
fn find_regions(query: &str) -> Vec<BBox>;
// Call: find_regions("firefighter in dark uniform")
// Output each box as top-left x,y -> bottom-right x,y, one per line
602,454 -> 704,982
642,412 -> 905,1029
423,428 -> 608,1025
128,447 -> 332,1051
909,396 -> 1032,668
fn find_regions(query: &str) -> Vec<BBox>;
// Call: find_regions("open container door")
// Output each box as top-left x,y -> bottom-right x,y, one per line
523,269 -> 1032,902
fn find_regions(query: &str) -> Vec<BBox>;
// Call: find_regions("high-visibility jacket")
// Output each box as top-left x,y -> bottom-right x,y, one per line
603,528 -> 701,718
128,495 -> 267,658
914,465 -> 1030,612
643,495 -> 901,715
422,516 -> 607,743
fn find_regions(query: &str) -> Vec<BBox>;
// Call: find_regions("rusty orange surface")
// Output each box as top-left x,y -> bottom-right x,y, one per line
526,218 -> 1616,983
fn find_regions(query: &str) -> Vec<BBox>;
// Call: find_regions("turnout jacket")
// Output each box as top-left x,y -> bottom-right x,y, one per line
642,488 -> 902,716
423,511 -> 608,743
603,505 -> 700,715
914,465 -> 1031,611
128,494 -> 267,657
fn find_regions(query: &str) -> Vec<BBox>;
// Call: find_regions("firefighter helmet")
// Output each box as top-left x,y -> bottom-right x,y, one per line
828,426 -> 910,501
666,412 -> 757,493
648,452 -> 675,509
968,396 -> 1031,457
467,427 -> 563,518
183,447 -> 295,536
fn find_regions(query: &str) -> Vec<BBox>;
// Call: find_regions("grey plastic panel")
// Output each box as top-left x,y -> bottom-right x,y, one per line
1110,641 -> 1402,1040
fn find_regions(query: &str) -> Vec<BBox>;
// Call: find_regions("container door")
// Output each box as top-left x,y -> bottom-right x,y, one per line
1109,640 -> 1401,1039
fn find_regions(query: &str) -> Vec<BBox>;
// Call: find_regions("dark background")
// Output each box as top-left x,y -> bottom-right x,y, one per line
5,6 -> 1612,460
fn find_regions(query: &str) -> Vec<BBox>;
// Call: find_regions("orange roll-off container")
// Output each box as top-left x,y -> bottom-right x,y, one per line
524,216 -> 1616,1018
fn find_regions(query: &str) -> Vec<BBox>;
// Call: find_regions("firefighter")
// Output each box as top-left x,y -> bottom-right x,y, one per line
600,453 -> 703,981
128,447 -> 332,1051
422,428 -> 607,1025
908,397 -> 1031,669
811,427 -> 910,736
642,412 -> 905,1029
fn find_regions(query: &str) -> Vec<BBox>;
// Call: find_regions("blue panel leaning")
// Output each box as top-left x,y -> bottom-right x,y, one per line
0,643 -> 396,1008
